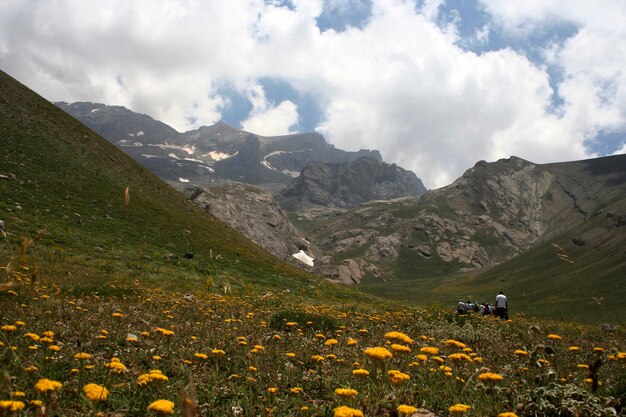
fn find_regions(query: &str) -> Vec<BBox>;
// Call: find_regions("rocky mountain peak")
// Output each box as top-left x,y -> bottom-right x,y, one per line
276,157 -> 427,211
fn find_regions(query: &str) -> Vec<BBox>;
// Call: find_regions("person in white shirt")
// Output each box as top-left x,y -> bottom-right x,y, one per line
495,291 -> 508,319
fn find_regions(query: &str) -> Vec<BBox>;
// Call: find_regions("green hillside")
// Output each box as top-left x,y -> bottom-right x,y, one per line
0,70 -> 370,302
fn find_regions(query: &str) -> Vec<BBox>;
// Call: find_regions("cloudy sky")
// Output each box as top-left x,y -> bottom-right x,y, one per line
1,0 -> 625,188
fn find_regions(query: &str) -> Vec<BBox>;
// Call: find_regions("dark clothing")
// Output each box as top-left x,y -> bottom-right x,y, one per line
496,307 -> 508,320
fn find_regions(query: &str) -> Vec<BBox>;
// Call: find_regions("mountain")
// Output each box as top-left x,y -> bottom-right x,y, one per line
56,102 -> 384,191
276,157 -> 427,211
289,154 -> 626,315
0,70 -> 368,301
181,182 -> 313,266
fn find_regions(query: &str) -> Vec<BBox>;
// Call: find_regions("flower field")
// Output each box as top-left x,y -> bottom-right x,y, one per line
1,270 -> 625,416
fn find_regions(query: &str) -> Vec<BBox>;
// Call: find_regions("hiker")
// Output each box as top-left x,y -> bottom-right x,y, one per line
495,291 -> 508,319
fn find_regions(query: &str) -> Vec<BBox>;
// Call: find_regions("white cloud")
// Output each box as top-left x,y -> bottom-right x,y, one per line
1,0 -> 625,187
241,82 -> 300,135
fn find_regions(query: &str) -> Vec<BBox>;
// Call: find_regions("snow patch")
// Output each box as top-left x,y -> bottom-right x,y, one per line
261,160 -> 279,172
90,108 -> 100,113
157,142 -> 196,155
201,166 -> 215,172
178,177 -> 190,183
292,250 -> 314,267
206,151 -> 232,161
264,150 -> 286,158
282,169 -> 300,178
136,131 -> 144,136
168,153 -> 179,159
141,154 -> 159,159
184,157 -> 204,163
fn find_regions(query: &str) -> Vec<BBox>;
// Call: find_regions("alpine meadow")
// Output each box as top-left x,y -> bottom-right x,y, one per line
1,65 -> 626,417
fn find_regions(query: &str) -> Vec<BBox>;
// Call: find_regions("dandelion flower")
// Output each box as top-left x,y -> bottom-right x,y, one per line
1,325 -> 17,331
391,344 -> 411,353
478,372 -> 504,382
398,405 -> 418,415
0,400 -> 25,412
420,346 -> 439,355
363,347 -> 392,361
352,369 -> 370,377
74,352 -> 91,360
211,349 -> 226,356
137,370 -> 168,385
547,334 -> 562,340
290,387 -> 303,394
498,413 -> 518,417
267,387 -> 278,394
514,349 -> 528,356
447,353 -> 472,363
324,338 -> 338,346
333,405 -> 364,417
384,331 -> 414,344
568,346 -> 580,351
112,312 -> 125,318
335,388 -> 358,397
147,399 -> 175,414
34,378 -> 62,393
347,338 -> 358,346
311,355 -> 325,362
449,403 -> 471,414
24,333 -> 40,341
194,353 -> 208,360
83,384 -> 109,402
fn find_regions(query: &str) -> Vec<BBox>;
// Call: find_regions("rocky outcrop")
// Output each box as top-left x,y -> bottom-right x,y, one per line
183,183 -> 312,265
311,154 -> 626,283
276,157 -> 427,211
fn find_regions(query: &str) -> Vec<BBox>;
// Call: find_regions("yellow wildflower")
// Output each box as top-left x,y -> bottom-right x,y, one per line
363,347 -> 392,361
449,403 -> 471,414
420,346 -> 439,355
335,388 -> 358,397
194,353 -> 208,360
290,387 -> 303,394
352,369 -> 370,377
0,400 -> 25,412
391,344 -> 411,353
447,353 -> 472,363
147,399 -> 175,414
324,338 -> 338,346
384,331 -> 414,344
83,384 -> 109,402
212,349 -> 226,356
398,405 -> 418,415
547,334 -> 562,340
498,413 -> 518,417
137,370 -> 169,385
24,333 -> 40,341
74,352 -> 91,360
333,405 -> 364,417
1,325 -> 17,331
34,378 -> 62,393
514,349 -> 528,356
478,372 -> 504,382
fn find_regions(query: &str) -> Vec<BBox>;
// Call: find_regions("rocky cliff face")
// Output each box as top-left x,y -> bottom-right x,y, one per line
305,155 -> 626,284
182,183 -> 313,266
276,157 -> 427,211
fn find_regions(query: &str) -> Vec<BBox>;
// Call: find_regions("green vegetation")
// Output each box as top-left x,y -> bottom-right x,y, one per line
0,70 -> 370,303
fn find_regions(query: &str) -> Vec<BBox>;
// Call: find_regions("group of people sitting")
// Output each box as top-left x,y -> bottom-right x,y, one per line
456,292 -> 509,320
456,300 -> 495,316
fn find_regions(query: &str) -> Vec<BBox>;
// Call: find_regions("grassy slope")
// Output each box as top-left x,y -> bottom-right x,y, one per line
0,70 -> 374,303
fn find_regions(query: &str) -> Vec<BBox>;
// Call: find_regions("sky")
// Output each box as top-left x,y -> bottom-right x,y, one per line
1,0 -> 625,189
